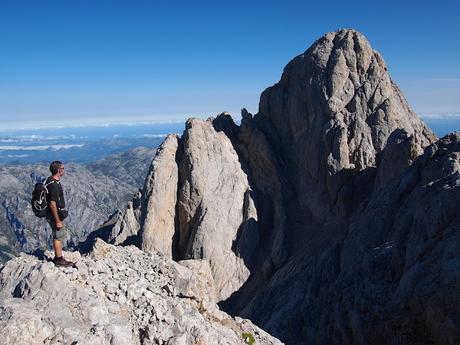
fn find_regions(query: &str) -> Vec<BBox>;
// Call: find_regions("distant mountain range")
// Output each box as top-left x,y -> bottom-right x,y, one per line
0,122 -> 184,164
0,146 -> 156,263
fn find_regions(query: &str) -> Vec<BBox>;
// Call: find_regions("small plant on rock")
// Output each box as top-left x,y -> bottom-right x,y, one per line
242,332 -> 255,345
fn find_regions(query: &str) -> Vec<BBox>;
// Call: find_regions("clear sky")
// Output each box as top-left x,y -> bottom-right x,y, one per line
1,0 -> 459,130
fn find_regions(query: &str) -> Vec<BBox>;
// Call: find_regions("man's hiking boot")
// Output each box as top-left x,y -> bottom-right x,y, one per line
53,256 -> 74,267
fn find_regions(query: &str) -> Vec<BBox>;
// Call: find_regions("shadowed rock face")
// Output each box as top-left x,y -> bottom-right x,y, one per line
238,132 -> 460,345
109,29 -> 459,344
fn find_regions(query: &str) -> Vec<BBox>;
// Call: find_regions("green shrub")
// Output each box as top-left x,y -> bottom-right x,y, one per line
242,332 -> 255,345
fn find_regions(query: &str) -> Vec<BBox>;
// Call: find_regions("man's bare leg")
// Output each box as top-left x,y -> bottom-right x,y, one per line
52,239 -> 72,267
53,239 -> 62,258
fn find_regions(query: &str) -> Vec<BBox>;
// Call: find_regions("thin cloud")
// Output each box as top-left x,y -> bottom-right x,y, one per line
140,134 -> 169,138
6,154 -> 29,158
4,119 -> 189,131
0,134 -> 82,142
418,113 -> 460,119
0,144 -> 84,151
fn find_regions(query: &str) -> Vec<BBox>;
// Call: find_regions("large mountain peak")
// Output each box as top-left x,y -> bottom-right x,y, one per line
259,29 -> 435,176
4,30 -> 457,345
101,30 -> 459,345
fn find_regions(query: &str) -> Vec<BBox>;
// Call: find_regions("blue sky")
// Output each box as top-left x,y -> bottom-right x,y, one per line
1,0 -> 459,130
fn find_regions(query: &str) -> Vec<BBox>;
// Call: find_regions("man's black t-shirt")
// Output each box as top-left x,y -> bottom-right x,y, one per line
46,177 -> 65,210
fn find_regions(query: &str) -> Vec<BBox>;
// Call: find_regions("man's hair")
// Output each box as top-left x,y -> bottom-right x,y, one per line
50,161 -> 63,175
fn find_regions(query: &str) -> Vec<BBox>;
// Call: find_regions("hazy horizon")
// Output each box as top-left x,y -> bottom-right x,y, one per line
0,116 -> 457,165
0,112 -> 459,134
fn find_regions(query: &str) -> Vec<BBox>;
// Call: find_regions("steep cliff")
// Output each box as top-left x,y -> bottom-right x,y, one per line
71,29 -> 460,344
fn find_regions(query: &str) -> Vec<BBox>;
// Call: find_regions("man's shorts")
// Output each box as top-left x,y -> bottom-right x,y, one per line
46,217 -> 68,241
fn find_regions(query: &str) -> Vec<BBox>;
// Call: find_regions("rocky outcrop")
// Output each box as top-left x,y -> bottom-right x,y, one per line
175,118 -> 257,301
140,134 -> 179,256
114,123 -> 258,301
0,239 -> 283,345
101,29 -> 458,344
107,198 -> 141,246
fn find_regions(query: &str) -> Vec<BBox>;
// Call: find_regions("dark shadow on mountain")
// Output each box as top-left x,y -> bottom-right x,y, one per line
28,248 -> 48,261
74,210 -> 141,255
74,224 -> 112,255
212,113 -> 291,319
120,234 -> 140,247
219,214 -> 276,315
172,135 -> 184,261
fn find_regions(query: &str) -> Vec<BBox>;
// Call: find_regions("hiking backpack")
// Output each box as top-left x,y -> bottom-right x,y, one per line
31,179 -> 54,217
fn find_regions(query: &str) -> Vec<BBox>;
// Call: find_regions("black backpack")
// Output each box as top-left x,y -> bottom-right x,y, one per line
31,179 -> 54,217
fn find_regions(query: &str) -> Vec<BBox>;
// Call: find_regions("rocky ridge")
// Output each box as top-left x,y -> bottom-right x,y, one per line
0,239 -> 282,345
108,29 -> 459,344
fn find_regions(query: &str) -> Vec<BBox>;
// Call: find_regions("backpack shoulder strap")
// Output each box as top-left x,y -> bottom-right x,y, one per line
44,177 -> 56,186
43,178 -> 56,193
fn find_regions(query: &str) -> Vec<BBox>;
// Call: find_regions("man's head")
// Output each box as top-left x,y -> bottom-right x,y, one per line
50,160 -> 65,177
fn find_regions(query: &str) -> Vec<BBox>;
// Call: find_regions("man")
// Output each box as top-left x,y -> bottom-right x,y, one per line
46,160 -> 73,267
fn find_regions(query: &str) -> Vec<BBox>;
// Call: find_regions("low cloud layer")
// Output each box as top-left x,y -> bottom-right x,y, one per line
0,144 -> 84,151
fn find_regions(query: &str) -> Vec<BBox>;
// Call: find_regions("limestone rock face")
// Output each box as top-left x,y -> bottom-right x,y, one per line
176,118 -> 255,301
110,124 -> 258,302
258,29 -> 435,219
107,29 -> 458,345
103,136 -> 179,251
259,29 -> 433,169
0,240 -> 283,345
140,134 -> 179,257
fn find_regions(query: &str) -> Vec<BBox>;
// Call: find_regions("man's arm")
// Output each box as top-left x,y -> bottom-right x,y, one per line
49,200 -> 63,229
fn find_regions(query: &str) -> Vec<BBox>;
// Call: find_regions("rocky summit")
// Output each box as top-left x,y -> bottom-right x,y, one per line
1,29 -> 459,345
106,29 -> 459,344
